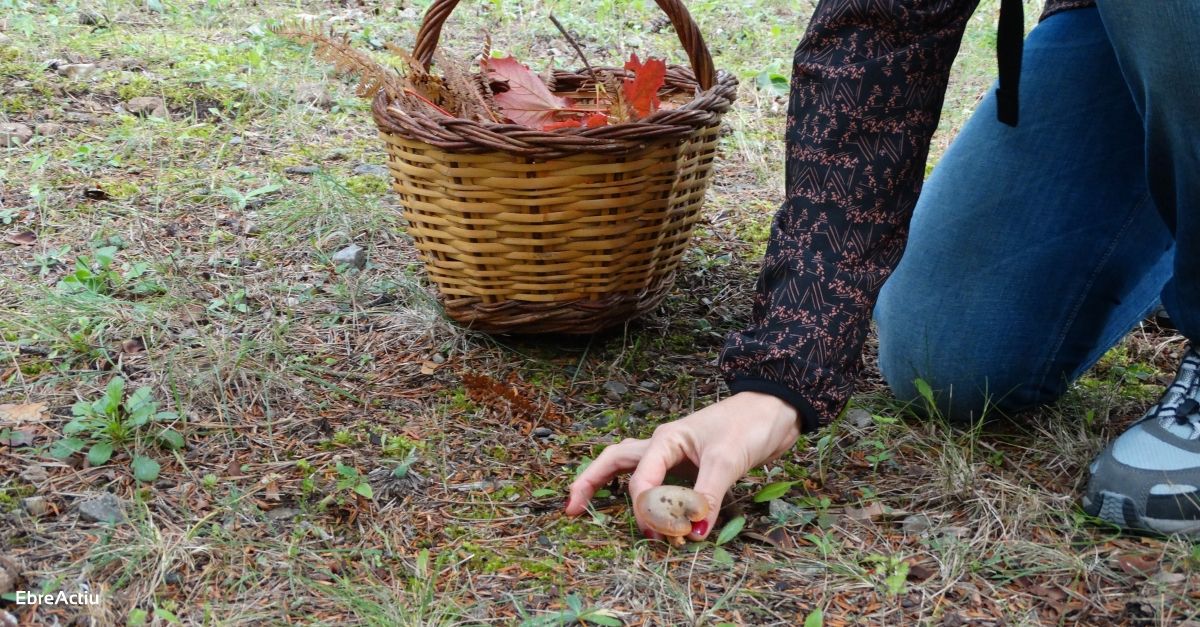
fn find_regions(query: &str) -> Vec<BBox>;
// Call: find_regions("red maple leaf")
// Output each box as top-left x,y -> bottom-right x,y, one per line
542,113 -> 609,131
622,54 -> 667,119
482,56 -> 572,128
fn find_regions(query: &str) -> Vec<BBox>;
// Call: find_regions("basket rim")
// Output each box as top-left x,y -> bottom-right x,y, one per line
371,63 -> 738,159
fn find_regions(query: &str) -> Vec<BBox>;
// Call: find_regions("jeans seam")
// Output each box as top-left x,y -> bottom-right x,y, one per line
1034,192 -> 1155,396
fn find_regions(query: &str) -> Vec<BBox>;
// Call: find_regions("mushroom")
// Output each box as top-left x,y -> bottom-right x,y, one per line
634,485 -> 710,546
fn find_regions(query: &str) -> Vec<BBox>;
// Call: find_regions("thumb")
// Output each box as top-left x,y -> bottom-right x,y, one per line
687,454 -> 742,541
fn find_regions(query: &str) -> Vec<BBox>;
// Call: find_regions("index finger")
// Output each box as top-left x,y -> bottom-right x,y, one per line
626,436 -> 687,513
565,438 -> 648,516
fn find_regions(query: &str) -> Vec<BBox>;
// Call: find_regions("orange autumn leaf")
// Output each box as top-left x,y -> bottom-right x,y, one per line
542,113 -> 609,131
482,56 -> 571,128
622,54 -> 667,118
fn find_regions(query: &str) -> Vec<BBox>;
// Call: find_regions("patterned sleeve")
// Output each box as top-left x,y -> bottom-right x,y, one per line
718,0 -> 982,432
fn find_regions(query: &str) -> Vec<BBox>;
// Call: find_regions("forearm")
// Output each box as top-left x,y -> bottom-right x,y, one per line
720,0 -> 981,431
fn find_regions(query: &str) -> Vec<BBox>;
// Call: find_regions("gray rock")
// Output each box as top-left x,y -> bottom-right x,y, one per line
21,496 -> 49,517
332,244 -> 366,269
0,123 -> 32,147
65,111 -> 102,124
163,570 -> 182,585
629,401 -> 651,416
284,165 -> 319,175
532,427 -> 552,438
19,464 -> 48,484
901,513 -> 933,535
294,83 -> 333,108
846,407 -> 874,429
125,96 -> 168,119
78,492 -> 125,523
265,507 -> 300,521
0,555 -> 17,595
78,10 -> 105,25
352,163 -> 389,177
637,380 -> 660,392
57,63 -> 100,80
34,122 -> 65,137
603,380 -> 628,396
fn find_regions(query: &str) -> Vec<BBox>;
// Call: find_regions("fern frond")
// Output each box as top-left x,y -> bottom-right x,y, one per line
273,22 -> 405,99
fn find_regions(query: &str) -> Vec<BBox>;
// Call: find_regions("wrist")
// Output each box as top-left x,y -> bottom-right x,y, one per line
732,391 -> 800,436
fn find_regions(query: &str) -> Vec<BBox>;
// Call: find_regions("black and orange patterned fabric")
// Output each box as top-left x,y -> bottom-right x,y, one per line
718,0 -> 1095,431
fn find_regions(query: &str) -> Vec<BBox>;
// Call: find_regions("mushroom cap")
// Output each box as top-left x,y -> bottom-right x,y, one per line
634,485 -> 711,538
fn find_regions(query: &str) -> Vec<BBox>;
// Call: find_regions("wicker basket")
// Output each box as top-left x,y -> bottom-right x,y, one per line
372,0 -> 737,334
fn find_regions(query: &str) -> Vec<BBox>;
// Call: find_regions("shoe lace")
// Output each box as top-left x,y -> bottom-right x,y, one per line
1161,347 -> 1200,439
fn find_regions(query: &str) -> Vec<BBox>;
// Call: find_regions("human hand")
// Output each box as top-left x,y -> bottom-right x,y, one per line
565,391 -> 801,541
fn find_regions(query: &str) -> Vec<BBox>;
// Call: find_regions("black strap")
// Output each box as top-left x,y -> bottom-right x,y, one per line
995,0 -> 1023,126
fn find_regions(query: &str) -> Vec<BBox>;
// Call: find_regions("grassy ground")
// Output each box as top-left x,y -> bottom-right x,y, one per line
2,0 -> 1198,625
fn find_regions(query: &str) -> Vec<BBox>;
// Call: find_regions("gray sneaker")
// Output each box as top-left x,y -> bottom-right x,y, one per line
1083,346 -> 1200,536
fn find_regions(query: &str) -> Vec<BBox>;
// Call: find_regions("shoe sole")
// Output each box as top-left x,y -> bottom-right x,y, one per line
1084,490 -> 1200,537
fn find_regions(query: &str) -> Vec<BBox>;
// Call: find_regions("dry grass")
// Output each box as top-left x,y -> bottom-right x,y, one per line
2,0 -> 1198,625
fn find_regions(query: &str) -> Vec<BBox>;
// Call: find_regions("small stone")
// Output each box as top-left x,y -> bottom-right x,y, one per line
20,464 -> 48,484
901,513 -> 933,535
125,97 -> 168,119
265,507 -> 300,521
431,353 -> 446,364
352,163 -> 389,177
637,380 -> 660,392
294,83 -> 333,108
0,610 -> 16,627
846,407 -> 874,429
0,555 -> 18,595
163,570 -> 182,585
285,165 -> 319,175
532,427 -> 553,438
65,111 -> 101,124
768,498 -> 806,522
22,496 -> 49,517
332,244 -> 366,270
78,10 -> 105,25
629,401 -> 651,416
78,492 -> 125,523
603,381 -> 628,396
0,122 -> 33,147
57,63 -> 100,80
34,122 -> 65,136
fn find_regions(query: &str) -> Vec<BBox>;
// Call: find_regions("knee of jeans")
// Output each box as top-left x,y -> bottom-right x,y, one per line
876,296 -> 1048,424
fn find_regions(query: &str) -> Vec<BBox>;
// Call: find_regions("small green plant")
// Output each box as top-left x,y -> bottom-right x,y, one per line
864,553 -> 910,597
218,182 -> 280,210
55,246 -> 161,297
207,288 -> 250,314
30,244 -> 71,277
52,378 -> 184,482
335,462 -> 373,499
517,593 -> 622,627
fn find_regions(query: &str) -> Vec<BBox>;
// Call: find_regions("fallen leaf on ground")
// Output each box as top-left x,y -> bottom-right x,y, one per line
1115,552 -> 1160,577
4,231 -> 36,245
845,501 -> 888,522
419,360 -> 442,375
0,402 -> 49,424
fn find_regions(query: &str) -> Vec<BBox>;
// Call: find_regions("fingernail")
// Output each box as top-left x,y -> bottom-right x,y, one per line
692,520 -> 709,537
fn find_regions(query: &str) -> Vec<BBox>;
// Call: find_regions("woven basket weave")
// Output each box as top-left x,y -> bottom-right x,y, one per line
372,0 -> 737,334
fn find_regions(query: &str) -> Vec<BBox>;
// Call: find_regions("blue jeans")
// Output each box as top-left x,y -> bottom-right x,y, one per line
874,4 -> 1199,423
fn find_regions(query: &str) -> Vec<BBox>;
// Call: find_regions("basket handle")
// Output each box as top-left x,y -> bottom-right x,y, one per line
411,0 -> 717,91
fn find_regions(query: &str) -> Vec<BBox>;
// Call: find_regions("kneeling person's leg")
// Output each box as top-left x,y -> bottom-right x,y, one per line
874,7 -> 1173,423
